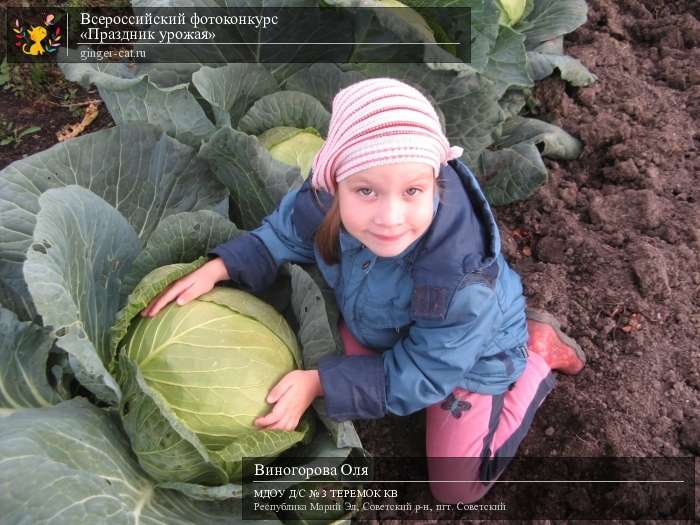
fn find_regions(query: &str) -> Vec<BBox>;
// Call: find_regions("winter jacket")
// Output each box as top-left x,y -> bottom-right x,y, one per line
209,159 -> 529,422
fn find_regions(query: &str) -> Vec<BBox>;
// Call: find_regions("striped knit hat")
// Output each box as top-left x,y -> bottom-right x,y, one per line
310,77 -> 464,194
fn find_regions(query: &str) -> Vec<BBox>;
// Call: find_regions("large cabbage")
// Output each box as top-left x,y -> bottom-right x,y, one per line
111,260 -> 313,485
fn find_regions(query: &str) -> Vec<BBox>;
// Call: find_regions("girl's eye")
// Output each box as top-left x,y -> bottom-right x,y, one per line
355,187 -> 422,197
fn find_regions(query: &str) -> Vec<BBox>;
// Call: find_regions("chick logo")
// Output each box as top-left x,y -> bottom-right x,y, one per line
13,14 -> 62,57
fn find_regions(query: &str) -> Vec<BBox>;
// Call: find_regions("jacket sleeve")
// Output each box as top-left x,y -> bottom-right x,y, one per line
208,186 -> 316,293
317,283 -> 502,421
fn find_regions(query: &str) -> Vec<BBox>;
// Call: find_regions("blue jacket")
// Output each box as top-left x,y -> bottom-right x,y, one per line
209,160 -> 529,422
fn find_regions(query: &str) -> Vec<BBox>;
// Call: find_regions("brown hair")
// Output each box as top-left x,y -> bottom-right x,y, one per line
313,177 -> 446,265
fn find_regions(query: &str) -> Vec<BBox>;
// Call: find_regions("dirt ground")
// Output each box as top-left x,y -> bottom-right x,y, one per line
0,70 -> 114,168
1,0 -> 697,522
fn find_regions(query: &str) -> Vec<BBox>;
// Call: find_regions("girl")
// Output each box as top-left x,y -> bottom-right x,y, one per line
141,77 -> 586,504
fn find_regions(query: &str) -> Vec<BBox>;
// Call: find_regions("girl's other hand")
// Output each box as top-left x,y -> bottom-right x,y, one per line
254,370 -> 323,432
140,258 -> 228,318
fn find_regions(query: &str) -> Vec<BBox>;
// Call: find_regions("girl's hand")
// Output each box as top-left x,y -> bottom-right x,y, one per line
140,258 -> 229,318
254,370 -> 323,432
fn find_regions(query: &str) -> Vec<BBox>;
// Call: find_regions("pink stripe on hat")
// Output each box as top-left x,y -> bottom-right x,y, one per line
311,78 -> 463,194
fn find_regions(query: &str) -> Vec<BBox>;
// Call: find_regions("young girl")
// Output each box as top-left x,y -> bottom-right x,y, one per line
141,77 -> 586,504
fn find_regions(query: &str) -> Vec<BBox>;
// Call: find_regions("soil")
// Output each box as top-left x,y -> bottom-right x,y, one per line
0,67 -> 114,167
1,0 -> 697,522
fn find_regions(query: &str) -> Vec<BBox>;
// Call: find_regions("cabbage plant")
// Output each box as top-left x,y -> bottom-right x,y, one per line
0,123 -> 362,522
111,262 -> 314,485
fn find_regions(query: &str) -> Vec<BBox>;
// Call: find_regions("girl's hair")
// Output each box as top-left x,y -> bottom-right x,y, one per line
313,176 -> 446,265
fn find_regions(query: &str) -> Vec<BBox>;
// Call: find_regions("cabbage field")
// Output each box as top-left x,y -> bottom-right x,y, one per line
0,0 -> 698,523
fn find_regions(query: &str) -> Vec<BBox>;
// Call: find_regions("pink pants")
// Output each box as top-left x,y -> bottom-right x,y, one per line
338,320 -> 556,504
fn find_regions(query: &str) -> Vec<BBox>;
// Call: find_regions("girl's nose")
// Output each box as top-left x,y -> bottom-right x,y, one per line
374,198 -> 405,226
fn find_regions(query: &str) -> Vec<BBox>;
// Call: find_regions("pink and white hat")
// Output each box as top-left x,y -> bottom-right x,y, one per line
310,77 -> 463,194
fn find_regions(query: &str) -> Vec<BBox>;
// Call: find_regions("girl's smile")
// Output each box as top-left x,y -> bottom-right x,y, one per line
371,231 -> 406,242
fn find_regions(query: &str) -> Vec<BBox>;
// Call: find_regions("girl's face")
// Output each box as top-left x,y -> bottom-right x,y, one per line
337,162 -> 436,258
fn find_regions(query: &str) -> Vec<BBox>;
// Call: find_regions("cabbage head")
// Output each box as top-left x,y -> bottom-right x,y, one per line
258,126 -> 325,180
110,259 -> 313,486
495,0 -> 528,26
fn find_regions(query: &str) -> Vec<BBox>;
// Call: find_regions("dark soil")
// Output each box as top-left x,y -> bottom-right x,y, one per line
0,66 -> 114,167
1,0 -> 697,522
